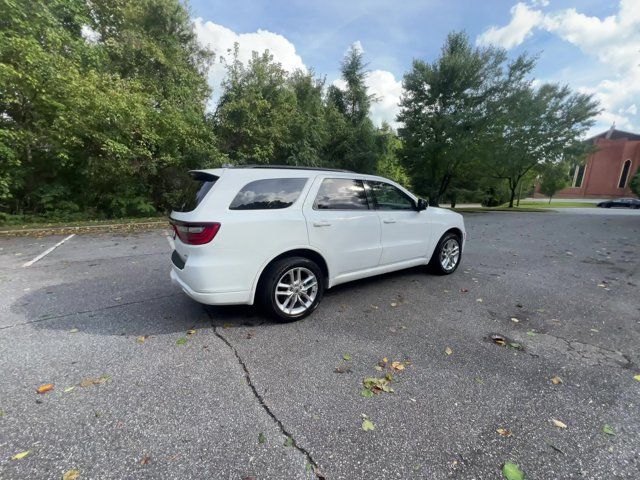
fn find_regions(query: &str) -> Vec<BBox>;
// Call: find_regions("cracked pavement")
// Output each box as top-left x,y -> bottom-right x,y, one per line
0,212 -> 639,479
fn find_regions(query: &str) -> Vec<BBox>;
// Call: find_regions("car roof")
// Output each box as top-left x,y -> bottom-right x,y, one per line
191,166 -> 392,183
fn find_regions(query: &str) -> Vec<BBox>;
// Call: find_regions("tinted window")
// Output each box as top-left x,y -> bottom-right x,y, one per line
369,181 -> 415,210
313,179 -> 369,210
173,172 -> 218,212
229,178 -> 307,210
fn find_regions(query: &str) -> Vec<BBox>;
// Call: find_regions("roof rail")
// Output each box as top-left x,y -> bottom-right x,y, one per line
225,164 -> 354,173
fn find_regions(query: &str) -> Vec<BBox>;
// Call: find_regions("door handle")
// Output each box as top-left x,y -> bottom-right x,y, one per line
383,218 -> 396,224
313,221 -> 332,227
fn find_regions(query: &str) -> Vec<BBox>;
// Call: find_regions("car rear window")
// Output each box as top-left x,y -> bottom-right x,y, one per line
229,178 -> 308,210
173,171 -> 218,212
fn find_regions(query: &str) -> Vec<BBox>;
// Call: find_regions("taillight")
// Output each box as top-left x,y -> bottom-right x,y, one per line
171,222 -> 220,245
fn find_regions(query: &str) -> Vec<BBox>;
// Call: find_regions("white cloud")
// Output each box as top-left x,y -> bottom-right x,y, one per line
193,18 -> 306,101
477,0 -> 640,133
81,25 -> 101,44
367,70 -> 403,128
476,3 -> 543,50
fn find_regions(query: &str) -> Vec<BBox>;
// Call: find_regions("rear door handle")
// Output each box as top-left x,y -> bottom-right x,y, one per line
313,221 -> 332,227
383,218 -> 396,224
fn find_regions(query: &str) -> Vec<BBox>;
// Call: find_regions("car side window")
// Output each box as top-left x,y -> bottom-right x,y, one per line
313,178 -> 369,210
369,181 -> 415,210
229,178 -> 308,210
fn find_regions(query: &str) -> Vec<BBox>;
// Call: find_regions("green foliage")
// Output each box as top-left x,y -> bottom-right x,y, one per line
630,172 -> 640,196
375,123 -> 410,188
484,81 -> 599,207
397,32 -> 520,206
0,0 -> 218,217
539,163 -> 569,202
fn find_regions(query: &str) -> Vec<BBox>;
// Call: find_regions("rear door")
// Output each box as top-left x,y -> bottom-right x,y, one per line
303,177 -> 382,276
367,180 -> 429,265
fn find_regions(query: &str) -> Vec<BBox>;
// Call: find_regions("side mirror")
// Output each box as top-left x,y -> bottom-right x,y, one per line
415,198 -> 428,211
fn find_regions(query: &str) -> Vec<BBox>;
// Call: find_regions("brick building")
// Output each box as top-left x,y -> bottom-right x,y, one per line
535,126 -> 640,199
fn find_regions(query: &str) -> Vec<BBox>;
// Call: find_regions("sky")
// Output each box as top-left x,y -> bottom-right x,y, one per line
189,0 -> 640,136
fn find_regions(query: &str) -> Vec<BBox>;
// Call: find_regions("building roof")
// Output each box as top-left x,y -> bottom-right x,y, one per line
587,126 -> 640,142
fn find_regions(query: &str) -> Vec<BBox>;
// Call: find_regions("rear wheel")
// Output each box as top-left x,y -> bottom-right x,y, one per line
258,257 -> 324,322
429,232 -> 462,275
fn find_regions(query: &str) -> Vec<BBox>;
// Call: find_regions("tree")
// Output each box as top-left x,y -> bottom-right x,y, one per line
324,44 -> 378,173
539,163 -> 568,203
397,32 -> 526,206
375,123 -> 410,188
486,83 -> 599,207
0,0 -> 217,217
630,172 -> 640,197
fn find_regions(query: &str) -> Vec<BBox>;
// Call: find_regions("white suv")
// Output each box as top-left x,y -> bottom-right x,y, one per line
170,166 -> 465,321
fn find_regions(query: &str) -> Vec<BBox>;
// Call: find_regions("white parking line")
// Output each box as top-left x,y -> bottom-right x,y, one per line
22,234 -> 75,268
166,235 -> 175,250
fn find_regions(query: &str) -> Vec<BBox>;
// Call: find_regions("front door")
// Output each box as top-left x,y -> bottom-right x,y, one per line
367,181 -> 429,265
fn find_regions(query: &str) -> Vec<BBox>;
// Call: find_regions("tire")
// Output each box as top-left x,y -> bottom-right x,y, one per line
258,256 -> 324,322
428,232 -> 462,275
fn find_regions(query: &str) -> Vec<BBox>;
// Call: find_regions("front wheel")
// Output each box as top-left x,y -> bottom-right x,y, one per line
429,232 -> 462,275
258,257 -> 324,322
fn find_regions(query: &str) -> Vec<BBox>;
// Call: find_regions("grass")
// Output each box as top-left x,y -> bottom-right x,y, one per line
451,206 -> 549,213
0,216 -> 169,237
0,215 -> 167,231
511,201 -> 595,208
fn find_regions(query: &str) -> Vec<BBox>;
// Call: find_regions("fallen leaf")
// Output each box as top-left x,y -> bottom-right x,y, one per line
187,329 -> 196,335
551,376 -> 563,385
602,425 -> 615,436
634,374 -> 640,381
510,317 -> 519,323
258,432 -> 266,444
381,357 -> 388,365
64,386 -> 75,393
497,428 -> 512,437
491,335 -> 507,346
343,354 -> 351,361
391,361 -> 405,371
502,461 -> 525,480
334,365 -> 350,374
139,456 -> 150,465
283,437 -> 294,447
460,288 -> 469,293
526,330 -> 536,337
11,451 -> 30,460
361,419 -> 375,431
444,347 -> 453,356
360,389 -> 374,398
374,365 -> 383,372
80,375 -> 110,388
552,419 -> 567,429
176,337 -> 187,345
474,377 -> 484,385
390,302 -> 398,307
69,328 -> 79,334
385,372 -> 393,382
36,383 -> 54,394
476,298 -> 483,302
222,323 -> 233,329
62,470 -> 80,480
362,377 -> 394,394
136,335 -> 148,344
508,342 -> 522,350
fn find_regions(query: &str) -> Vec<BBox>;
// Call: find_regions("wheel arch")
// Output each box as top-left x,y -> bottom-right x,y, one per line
251,247 -> 330,304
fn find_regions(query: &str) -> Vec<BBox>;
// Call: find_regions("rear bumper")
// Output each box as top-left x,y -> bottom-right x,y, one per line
170,269 -> 252,305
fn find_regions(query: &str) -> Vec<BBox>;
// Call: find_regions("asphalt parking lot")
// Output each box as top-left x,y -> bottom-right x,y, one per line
1,212 -> 639,480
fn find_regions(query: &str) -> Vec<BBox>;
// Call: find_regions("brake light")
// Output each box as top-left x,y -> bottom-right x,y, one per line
172,222 -> 220,245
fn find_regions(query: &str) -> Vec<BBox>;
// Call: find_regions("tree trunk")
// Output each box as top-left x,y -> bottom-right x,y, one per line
508,185 -> 517,208
548,195 -> 553,204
